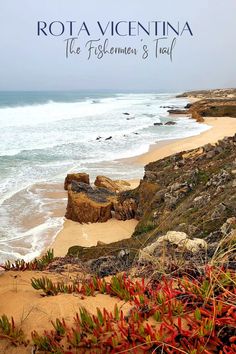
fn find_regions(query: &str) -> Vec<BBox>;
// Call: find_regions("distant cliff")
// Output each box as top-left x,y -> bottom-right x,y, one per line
171,89 -> 236,122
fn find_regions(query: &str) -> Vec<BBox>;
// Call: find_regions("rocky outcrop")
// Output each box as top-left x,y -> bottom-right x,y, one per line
139,231 -> 207,262
64,173 -> 89,190
68,134 -> 236,274
94,176 -> 132,193
170,89 -> 236,122
65,176 -> 138,223
86,249 -> 130,277
189,99 -> 236,119
65,181 -> 115,223
113,197 -> 138,220
133,133 -> 236,237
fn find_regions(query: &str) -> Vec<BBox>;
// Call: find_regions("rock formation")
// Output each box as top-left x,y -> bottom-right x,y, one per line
94,176 -> 132,193
65,176 -> 138,223
68,133 -> 236,274
164,121 -> 176,125
170,92 -> 236,122
113,195 -> 138,220
64,173 -> 89,190
139,231 -> 207,263
65,181 -> 115,223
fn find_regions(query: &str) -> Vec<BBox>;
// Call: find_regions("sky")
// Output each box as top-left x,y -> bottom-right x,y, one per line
0,0 -> 236,92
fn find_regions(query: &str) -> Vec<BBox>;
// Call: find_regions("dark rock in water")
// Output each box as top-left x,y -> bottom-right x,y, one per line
165,121 -> 176,125
96,136 -> 102,140
126,117 -> 135,120
168,109 -> 188,114
64,173 -> 90,190
161,105 -> 181,109
105,136 -> 112,140
123,112 -> 130,115
185,103 -> 192,109
154,122 -> 163,126
134,132 -> 139,134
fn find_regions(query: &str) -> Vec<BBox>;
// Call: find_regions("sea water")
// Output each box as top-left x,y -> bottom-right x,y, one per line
0,91 -> 210,263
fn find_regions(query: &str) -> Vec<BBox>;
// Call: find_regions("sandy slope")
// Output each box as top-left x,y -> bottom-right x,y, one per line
0,270 -> 130,353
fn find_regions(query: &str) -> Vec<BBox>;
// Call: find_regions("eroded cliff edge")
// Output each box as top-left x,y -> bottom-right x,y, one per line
66,133 -> 236,273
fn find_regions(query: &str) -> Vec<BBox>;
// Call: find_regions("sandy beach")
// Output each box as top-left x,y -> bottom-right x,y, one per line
50,116 -> 236,258
1,96 -> 236,352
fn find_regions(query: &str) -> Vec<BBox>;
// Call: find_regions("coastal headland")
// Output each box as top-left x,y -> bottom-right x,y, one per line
1,88 -> 236,353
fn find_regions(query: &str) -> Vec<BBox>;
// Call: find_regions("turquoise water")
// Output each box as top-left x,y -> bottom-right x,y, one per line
0,91 -> 210,263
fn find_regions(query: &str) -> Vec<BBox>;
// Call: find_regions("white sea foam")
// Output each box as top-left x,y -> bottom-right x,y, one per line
0,92 -> 210,263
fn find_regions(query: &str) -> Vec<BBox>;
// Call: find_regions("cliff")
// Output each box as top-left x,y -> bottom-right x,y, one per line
67,133 -> 236,276
173,89 -> 236,122
177,88 -> 236,99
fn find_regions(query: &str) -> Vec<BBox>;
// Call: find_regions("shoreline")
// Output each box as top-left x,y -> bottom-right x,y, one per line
3,98 -> 236,262
51,115 -> 236,258
132,116 -> 236,165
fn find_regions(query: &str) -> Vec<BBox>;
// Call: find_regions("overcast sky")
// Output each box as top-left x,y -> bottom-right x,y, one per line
0,0 -> 236,91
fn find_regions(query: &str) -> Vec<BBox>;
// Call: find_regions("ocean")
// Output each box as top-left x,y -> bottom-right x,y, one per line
0,91 -> 210,263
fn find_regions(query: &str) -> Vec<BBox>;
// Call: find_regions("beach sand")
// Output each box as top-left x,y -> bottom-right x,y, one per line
1,109 -> 236,351
52,218 -> 139,257
0,270 -> 131,352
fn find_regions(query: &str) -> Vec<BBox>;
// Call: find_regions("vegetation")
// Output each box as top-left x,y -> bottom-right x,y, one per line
0,267 -> 232,353
1,249 -> 54,271
0,315 -> 27,346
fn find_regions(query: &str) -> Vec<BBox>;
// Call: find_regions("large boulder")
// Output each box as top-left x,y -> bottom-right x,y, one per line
139,231 -> 207,262
94,175 -> 131,193
65,181 -> 116,223
64,173 -> 90,190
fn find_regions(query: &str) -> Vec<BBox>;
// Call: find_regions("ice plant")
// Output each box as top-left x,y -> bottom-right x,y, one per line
0,314 -> 26,346
1,266 -> 236,352
1,249 -> 54,271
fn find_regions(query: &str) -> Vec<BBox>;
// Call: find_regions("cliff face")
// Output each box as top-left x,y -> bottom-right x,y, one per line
188,98 -> 236,119
173,89 -> 236,122
68,134 -> 236,271
133,135 -> 236,241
